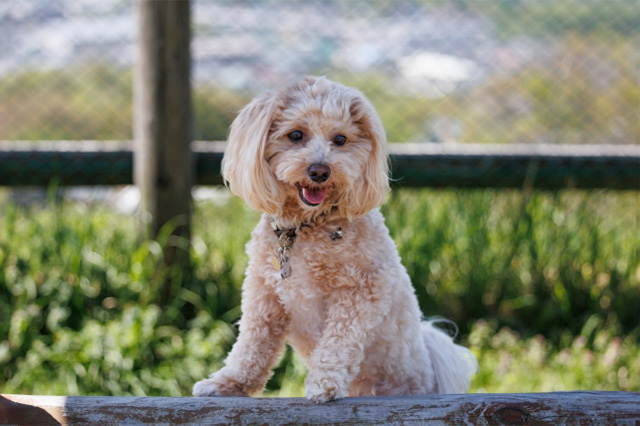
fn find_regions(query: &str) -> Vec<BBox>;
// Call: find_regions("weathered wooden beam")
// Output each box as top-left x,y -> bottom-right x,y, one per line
0,142 -> 638,190
1,392 -> 639,426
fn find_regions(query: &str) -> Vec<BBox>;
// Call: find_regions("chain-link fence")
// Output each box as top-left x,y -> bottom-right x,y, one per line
1,0 -> 638,146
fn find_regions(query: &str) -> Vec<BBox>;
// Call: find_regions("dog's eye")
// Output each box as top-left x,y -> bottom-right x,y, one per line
288,131 -> 304,142
333,135 -> 347,146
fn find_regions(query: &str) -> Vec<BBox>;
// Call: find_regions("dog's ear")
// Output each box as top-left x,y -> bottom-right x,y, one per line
222,92 -> 285,214
341,93 -> 391,218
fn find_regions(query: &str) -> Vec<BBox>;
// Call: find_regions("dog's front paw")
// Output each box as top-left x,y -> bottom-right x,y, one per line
193,367 -> 248,397
304,369 -> 348,404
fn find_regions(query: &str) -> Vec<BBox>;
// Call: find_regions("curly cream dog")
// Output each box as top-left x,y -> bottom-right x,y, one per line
193,77 -> 476,403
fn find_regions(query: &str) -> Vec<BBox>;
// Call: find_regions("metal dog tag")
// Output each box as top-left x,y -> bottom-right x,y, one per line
280,257 -> 291,278
272,253 -> 292,278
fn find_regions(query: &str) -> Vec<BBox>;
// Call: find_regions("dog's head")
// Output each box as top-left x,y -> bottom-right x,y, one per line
222,76 -> 389,221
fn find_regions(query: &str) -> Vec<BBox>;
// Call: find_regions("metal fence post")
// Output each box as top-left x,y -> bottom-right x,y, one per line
134,0 -> 193,301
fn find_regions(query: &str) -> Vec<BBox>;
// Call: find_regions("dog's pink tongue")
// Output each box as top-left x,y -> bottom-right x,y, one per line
303,187 -> 327,204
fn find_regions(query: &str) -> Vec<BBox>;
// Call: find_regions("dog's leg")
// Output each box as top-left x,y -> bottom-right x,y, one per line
304,286 -> 385,403
193,278 -> 290,397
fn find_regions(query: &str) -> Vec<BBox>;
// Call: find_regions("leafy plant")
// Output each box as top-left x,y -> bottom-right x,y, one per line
0,189 -> 637,395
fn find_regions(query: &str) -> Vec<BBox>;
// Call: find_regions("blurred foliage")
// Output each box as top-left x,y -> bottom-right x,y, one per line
0,66 -> 247,142
383,190 -> 640,342
193,85 -> 251,141
468,320 -> 639,393
1,30 -> 638,144
335,34 -> 638,144
477,0 -> 640,38
0,189 -> 638,395
413,0 -> 640,37
0,191 -> 253,395
0,65 -> 132,140
456,34 -> 640,145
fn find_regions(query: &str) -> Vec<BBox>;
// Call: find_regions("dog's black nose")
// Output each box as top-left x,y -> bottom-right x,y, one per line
307,163 -> 331,183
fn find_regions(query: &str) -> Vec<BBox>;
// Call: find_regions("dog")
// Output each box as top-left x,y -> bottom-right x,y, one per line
193,76 -> 477,403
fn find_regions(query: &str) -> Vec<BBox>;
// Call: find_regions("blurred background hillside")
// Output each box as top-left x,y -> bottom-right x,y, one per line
2,0 -> 638,144
0,0 -> 638,396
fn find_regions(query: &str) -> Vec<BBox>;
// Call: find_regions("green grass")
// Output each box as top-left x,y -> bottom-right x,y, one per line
0,188 -> 638,396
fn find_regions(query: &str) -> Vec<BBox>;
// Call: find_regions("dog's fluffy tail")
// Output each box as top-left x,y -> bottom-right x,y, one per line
422,320 -> 478,394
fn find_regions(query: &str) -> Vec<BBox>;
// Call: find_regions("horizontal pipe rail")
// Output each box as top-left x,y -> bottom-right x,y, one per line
0,141 -> 638,189
1,392 -> 639,425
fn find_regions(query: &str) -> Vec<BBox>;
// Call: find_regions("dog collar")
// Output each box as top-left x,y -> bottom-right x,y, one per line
269,216 -> 343,279
269,216 -> 343,240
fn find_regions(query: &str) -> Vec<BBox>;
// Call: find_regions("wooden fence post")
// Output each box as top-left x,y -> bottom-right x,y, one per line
134,0 -> 193,301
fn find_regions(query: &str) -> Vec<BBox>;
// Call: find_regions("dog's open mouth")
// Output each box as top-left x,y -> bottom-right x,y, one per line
296,183 -> 327,206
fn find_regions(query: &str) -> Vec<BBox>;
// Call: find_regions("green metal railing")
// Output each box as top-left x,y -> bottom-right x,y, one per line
1,141 -> 638,190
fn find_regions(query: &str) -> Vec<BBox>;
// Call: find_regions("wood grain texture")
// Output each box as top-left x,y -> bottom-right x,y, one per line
134,0 -> 194,237
132,0 -> 193,302
1,392 -> 639,426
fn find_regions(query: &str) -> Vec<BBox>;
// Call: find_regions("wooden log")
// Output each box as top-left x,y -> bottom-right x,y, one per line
1,392 -> 639,426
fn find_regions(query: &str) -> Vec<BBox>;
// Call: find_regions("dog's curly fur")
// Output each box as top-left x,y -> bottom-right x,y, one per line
193,77 -> 477,403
